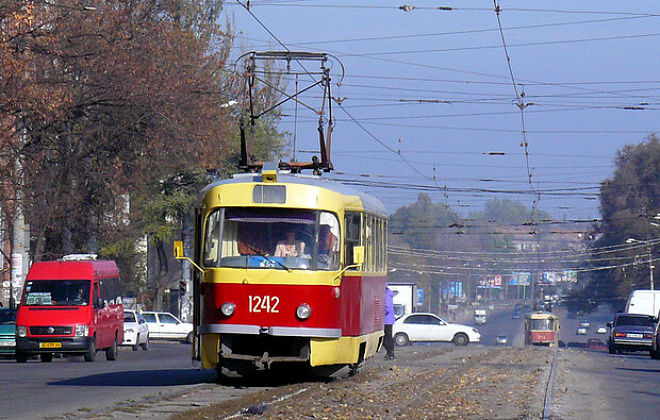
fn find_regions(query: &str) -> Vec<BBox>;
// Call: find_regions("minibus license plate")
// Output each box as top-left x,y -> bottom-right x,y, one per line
0,339 -> 15,347
39,342 -> 62,348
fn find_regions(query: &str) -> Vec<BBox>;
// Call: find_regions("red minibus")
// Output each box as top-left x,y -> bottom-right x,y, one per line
15,254 -> 124,362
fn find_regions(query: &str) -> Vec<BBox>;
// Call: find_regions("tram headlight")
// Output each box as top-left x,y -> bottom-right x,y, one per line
296,304 -> 312,320
220,302 -> 235,317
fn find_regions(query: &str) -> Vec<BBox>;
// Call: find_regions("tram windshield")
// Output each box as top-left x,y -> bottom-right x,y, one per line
530,318 -> 556,331
203,208 -> 341,270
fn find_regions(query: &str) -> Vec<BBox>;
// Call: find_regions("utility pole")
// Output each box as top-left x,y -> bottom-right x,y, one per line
648,251 -> 654,290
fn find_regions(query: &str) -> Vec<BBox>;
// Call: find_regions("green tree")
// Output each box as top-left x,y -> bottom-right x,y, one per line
587,134 -> 660,306
0,1 -> 287,303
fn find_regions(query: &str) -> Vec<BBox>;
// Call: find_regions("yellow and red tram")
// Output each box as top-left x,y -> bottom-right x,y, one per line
186,167 -> 388,379
524,311 -> 560,347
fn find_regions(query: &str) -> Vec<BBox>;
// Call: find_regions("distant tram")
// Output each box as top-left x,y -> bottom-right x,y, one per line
180,167 -> 388,380
524,312 -> 560,347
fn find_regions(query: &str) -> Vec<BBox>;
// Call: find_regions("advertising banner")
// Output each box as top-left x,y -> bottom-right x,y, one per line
442,281 -> 463,297
478,275 -> 503,289
416,288 -> 424,307
510,272 -> 531,286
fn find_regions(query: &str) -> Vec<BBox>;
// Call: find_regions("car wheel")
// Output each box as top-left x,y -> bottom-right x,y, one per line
40,353 -> 53,363
186,331 -> 194,344
453,333 -> 469,346
16,352 -> 28,363
394,332 -> 409,347
84,339 -> 96,362
141,335 -> 150,351
132,335 -> 140,351
105,337 -> 118,361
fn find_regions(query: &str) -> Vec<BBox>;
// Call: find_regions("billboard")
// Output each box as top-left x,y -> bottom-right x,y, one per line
478,275 -> 503,289
442,281 -> 463,297
541,270 -> 577,284
510,272 -> 531,286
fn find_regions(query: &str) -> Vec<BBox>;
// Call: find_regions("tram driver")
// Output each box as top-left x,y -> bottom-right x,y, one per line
275,229 -> 306,257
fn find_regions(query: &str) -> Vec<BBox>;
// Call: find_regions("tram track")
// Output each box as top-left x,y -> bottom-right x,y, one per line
205,345 -> 553,420
85,345 -> 554,419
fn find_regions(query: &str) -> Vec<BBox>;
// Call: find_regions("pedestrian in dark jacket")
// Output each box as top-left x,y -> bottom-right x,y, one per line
384,287 -> 396,360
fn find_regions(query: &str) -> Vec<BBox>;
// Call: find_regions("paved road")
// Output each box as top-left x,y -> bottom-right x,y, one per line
0,342 -> 216,420
2,305 -> 659,420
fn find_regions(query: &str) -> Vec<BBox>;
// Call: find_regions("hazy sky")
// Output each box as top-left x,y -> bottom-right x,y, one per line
221,1 -> 659,223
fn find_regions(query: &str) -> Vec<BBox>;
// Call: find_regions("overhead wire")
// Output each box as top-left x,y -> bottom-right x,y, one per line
494,1 -> 536,197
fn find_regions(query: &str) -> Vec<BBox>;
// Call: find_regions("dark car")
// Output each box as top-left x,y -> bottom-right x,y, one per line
608,313 -> 656,354
651,314 -> 660,359
0,307 -> 17,358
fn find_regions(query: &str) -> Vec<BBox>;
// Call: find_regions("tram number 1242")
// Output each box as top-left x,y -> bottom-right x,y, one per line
248,295 -> 280,313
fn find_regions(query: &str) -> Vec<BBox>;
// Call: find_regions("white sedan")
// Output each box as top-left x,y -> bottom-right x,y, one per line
142,311 -> 193,343
393,313 -> 481,347
122,309 -> 149,351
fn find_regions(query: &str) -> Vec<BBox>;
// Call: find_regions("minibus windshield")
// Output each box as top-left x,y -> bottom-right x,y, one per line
22,280 -> 91,306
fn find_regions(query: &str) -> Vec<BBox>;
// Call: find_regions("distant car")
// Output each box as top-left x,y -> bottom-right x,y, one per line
392,312 -> 480,347
597,325 -> 607,334
142,311 -> 193,343
495,335 -> 509,346
579,320 -> 590,328
0,307 -> 17,358
576,327 -> 588,335
122,309 -> 150,351
586,338 -> 607,351
512,310 -> 521,319
608,313 -> 655,354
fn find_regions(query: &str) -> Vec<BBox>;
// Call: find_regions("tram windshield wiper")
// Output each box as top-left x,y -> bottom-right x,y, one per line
244,244 -> 291,272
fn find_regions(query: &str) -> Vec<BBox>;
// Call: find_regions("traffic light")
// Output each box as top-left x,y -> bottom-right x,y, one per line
179,281 -> 186,295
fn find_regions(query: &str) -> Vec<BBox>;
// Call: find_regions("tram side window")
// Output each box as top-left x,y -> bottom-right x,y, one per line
362,214 -> 387,272
345,212 -> 361,269
373,217 -> 386,271
318,212 -> 340,270
203,210 -> 223,267
365,215 -> 374,271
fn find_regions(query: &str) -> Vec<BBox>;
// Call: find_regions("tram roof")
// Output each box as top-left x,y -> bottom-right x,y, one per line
201,171 -> 388,217
526,311 -> 559,320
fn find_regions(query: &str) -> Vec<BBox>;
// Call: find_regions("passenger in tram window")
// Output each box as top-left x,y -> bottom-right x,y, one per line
237,223 -> 267,255
275,230 -> 306,257
318,225 -> 338,268
319,225 -> 338,254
